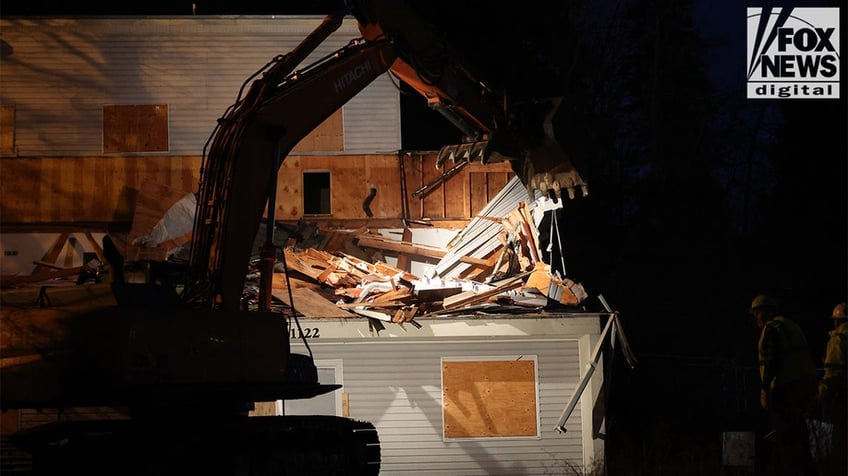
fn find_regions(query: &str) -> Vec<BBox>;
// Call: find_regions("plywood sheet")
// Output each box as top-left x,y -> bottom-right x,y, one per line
442,359 -> 537,438
292,110 -> 343,152
102,105 -> 169,153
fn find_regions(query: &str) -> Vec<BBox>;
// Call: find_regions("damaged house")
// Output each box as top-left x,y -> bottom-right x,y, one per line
0,14 -> 631,475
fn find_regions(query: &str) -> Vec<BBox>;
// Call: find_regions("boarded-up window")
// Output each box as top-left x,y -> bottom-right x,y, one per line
103,104 -> 169,153
303,170 -> 331,215
0,104 -> 14,156
441,356 -> 540,440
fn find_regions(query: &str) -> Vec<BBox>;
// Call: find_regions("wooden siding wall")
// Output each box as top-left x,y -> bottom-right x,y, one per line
0,17 -> 517,231
0,154 -> 514,227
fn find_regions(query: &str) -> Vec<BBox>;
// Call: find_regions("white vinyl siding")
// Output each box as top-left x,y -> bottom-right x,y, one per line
0,16 -> 400,156
291,336 -> 590,475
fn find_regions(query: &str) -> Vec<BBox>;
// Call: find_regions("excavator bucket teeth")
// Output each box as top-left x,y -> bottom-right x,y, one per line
436,144 -> 459,168
516,98 -> 589,201
436,141 -> 488,169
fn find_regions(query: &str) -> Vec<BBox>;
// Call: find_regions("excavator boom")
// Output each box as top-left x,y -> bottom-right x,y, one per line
188,3 -> 590,308
350,0 -> 589,199
185,10 -> 397,309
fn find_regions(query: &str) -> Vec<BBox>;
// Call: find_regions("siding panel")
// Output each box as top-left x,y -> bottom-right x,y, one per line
291,338 -> 588,475
0,16 -> 400,156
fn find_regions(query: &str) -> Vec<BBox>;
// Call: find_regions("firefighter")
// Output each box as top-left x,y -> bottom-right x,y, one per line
818,302 -> 847,476
749,294 -> 818,476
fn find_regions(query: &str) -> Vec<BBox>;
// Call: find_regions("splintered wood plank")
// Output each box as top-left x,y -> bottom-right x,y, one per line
272,287 -> 353,318
1,267 -> 83,287
439,273 -> 528,311
355,233 -> 446,260
31,233 -> 70,274
283,248 -> 327,281
84,232 -> 106,264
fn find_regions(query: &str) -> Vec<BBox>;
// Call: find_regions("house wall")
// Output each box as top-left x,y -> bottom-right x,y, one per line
0,16 -> 400,157
0,15 -> 605,474
288,315 -> 606,475
0,16 -> 516,230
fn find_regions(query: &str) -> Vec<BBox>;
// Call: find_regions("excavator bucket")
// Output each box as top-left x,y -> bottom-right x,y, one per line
433,98 -> 589,202
350,1 -> 590,202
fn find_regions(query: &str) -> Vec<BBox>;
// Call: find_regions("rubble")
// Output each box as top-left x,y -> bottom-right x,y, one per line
3,178 -> 590,329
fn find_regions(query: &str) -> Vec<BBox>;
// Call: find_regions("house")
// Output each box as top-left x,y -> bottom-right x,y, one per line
0,14 -> 612,474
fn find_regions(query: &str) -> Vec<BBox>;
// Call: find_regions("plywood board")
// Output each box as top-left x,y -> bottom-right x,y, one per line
0,156 -> 200,224
442,359 -> 538,438
292,110 -> 343,152
0,154 -> 512,225
102,105 -> 169,153
421,155 -> 446,218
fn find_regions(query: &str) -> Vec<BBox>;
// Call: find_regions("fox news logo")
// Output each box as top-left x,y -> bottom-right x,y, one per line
747,7 -> 840,99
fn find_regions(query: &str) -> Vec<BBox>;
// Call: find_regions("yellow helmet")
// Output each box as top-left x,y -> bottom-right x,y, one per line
750,294 -> 778,313
833,302 -> 847,319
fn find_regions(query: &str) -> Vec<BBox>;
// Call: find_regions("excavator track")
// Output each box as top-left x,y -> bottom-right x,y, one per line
12,415 -> 380,476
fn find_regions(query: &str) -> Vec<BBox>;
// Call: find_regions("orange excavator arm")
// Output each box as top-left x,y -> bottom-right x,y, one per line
185,11 -> 398,310
185,3 -> 589,310
349,0 -> 589,200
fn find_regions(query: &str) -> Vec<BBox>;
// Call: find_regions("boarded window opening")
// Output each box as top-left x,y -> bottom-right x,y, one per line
441,356 -> 540,440
103,104 -> 169,153
303,171 -> 331,215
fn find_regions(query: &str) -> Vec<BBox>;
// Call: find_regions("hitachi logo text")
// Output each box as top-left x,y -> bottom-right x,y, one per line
747,7 -> 840,99
334,60 -> 373,94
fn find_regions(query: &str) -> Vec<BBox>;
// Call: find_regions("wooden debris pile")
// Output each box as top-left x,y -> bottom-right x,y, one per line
270,186 -> 589,326
250,177 -> 590,326
0,232 -> 110,289
273,241 -> 588,325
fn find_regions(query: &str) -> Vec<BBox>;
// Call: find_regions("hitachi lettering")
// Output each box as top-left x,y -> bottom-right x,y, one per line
334,60 -> 373,93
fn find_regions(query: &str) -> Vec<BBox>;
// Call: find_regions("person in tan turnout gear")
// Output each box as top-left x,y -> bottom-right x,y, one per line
818,302 -> 847,476
750,294 -> 817,476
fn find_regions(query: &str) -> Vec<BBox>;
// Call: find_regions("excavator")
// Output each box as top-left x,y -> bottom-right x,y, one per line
0,2 -> 588,474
